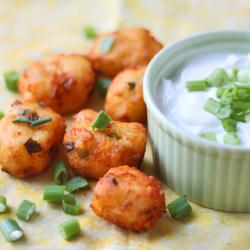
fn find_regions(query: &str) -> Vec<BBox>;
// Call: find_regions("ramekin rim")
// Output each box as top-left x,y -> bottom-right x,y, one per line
143,29 -> 250,153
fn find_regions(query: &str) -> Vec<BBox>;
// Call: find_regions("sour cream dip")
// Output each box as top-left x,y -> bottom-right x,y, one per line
158,52 -> 250,146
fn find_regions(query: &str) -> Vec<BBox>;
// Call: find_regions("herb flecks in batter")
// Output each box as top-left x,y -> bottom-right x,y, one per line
11,100 -> 22,107
65,142 -> 74,152
111,177 -> 118,185
128,81 -> 136,90
18,109 -> 39,121
77,149 -> 89,159
108,132 -> 121,140
38,102 -> 47,108
24,138 -> 42,154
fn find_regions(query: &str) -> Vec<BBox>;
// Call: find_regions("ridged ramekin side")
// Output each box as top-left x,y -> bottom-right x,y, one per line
148,111 -> 250,212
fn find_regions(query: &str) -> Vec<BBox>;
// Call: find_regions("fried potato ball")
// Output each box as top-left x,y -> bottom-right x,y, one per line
105,66 -> 147,123
0,100 -> 65,178
88,28 -> 162,78
91,165 -> 166,231
19,54 -> 95,115
63,109 -> 147,179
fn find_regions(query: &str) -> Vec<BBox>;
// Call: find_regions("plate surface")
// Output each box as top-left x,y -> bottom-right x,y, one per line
1,1 -> 250,250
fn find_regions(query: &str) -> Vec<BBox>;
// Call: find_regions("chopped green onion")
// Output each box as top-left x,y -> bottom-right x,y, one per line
65,176 -> 89,193
16,200 -> 36,221
167,195 -> 192,220
31,117 -> 52,127
186,80 -> 207,92
220,88 -> 233,105
95,77 -> 111,96
0,218 -> 23,242
100,36 -> 114,53
232,101 -> 250,113
216,88 -> 226,99
237,69 -> 250,83
43,185 -> 65,203
12,118 -> 31,125
206,68 -> 229,87
62,194 -> 81,215
227,67 -> 238,82
4,71 -> 19,92
92,111 -> 111,131
0,195 -> 7,213
204,98 -> 221,115
223,132 -> 241,145
199,132 -> 217,142
58,218 -> 81,240
236,87 -> 250,101
84,26 -> 97,39
12,116 -> 52,127
222,118 -> 237,132
0,111 -> 4,120
215,105 -> 232,120
196,67 -> 250,136
231,112 -> 246,122
54,161 -> 68,185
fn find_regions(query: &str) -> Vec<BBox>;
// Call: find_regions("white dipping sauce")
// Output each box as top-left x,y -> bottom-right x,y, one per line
158,52 -> 250,145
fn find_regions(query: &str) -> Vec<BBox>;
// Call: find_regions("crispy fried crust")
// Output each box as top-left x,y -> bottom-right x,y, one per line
63,109 -> 147,179
91,166 -> 166,231
0,100 -> 65,178
105,66 -> 147,123
88,28 -> 162,78
19,54 -> 95,115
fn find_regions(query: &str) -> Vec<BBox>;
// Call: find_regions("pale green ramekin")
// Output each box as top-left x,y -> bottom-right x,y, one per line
143,30 -> 250,212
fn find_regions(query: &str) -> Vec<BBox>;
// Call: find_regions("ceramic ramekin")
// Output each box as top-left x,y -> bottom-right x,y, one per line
144,30 -> 250,212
